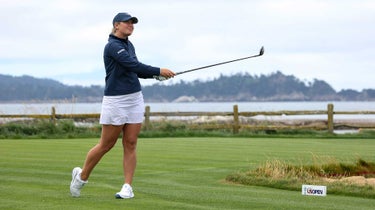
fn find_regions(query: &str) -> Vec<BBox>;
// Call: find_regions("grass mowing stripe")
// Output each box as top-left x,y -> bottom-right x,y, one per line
1,138 -> 374,210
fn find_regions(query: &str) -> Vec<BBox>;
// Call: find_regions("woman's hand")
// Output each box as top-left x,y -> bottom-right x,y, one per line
160,68 -> 176,79
154,68 -> 176,81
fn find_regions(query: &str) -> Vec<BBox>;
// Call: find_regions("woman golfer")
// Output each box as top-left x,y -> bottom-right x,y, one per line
70,12 -> 175,198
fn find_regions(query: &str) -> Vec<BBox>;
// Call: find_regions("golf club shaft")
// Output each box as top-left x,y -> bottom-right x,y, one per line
176,46 -> 264,76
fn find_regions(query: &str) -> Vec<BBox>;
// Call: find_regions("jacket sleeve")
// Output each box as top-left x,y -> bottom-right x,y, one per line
108,41 -> 160,78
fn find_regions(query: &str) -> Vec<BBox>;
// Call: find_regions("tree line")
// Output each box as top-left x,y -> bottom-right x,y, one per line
0,72 -> 374,102
142,71 -> 375,102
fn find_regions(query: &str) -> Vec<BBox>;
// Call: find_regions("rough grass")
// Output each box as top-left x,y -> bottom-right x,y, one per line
226,157 -> 375,198
1,119 -> 375,139
0,119 -> 101,139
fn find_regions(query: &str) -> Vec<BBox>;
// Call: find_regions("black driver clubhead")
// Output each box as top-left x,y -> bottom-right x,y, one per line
259,46 -> 265,56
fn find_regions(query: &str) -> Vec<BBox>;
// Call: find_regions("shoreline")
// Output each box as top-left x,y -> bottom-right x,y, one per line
2,116 -> 374,133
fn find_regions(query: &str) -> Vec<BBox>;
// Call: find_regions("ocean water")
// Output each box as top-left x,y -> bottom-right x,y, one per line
0,102 -> 374,119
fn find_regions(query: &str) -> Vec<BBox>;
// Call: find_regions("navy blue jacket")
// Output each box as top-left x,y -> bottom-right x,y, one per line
103,34 -> 160,96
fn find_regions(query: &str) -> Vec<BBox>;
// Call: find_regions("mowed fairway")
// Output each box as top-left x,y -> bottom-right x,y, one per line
1,137 -> 374,210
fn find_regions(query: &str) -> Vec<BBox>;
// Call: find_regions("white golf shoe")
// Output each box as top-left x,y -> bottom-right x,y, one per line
115,183 -> 134,199
70,167 -> 87,197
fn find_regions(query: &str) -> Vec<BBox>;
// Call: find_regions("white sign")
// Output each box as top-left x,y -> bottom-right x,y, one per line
302,185 -> 327,196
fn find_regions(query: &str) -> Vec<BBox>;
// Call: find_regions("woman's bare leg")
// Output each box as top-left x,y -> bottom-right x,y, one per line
121,123 -> 142,185
80,124 -> 123,181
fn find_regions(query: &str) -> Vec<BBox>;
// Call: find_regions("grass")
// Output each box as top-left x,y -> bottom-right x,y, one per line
2,119 -> 375,139
0,120 -> 101,139
1,137 -> 375,209
227,158 -> 375,199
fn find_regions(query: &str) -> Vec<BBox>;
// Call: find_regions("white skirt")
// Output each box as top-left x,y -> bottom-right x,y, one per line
99,91 -> 145,125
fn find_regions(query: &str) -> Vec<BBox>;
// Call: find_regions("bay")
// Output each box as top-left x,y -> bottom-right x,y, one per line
0,101 -> 374,114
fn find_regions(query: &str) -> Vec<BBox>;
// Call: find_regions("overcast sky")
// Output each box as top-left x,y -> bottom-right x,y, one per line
1,0 -> 374,91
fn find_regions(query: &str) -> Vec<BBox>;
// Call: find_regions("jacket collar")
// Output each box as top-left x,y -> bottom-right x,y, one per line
109,34 -> 128,42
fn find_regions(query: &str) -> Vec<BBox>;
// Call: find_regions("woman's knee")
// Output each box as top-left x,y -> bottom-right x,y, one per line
123,137 -> 137,150
122,124 -> 141,150
97,141 -> 116,153
98,124 -> 123,152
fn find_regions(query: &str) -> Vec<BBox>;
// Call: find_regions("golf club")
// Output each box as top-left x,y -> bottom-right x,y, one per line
175,46 -> 264,76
